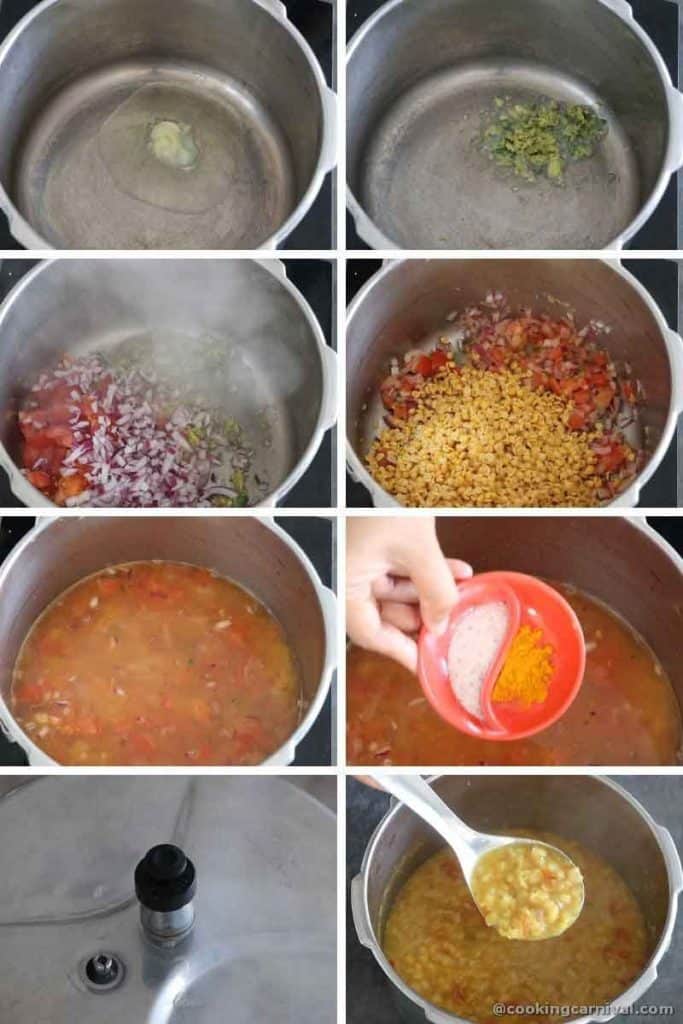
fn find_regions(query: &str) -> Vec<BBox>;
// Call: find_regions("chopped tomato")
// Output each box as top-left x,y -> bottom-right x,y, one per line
43,424 -> 74,447
26,470 -> 51,491
130,733 -> 156,756
19,682 -> 45,703
74,715 -> 100,737
412,354 -> 433,376
594,386 -> 615,411
390,402 -> 412,420
429,349 -> 449,372
568,410 -> 588,430
53,473 -> 89,505
596,446 -> 628,474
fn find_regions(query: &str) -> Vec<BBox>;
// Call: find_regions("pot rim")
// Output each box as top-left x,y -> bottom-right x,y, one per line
0,514 -> 336,767
0,256 -> 337,509
0,0 -> 336,251
345,0 -> 682,251
353,774 -> 682,1024
345,257 -> 682,509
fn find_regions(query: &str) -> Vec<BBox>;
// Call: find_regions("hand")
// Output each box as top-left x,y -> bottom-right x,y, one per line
346,517 -> 473,674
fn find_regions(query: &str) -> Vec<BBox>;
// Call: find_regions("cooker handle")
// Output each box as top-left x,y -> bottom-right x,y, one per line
609,483 -> 639,507
666,86 -> 683,172
319,347 -> 339,432
349,201 -> 392,250
256,260 -> 338,432
616,326 -> 683,506
605,283 -> 664,502
31,515 -> 59,533
0,196 -> 47,250
350,874 -> 374,948
599,0 -> 633,17
320,86 -> 338,174
0,437 -> 55,507
658,825 -> 683,895
256,262 -> 338,431
265,740 -> 298,766
255,0 -> 288,20
667,328 -> 683,415
365,478 -> 401,507
257,258 -> 288,282
0,710 -> 17,746
0,448 -> 18,495
318,584 -> 338,675
0,707 -> 54,766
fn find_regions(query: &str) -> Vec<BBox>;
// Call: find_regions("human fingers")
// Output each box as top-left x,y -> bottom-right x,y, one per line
379,600 -> 421,634
373,559 -> 474,604
406,543 -> 461,636
346,597 -> 418,674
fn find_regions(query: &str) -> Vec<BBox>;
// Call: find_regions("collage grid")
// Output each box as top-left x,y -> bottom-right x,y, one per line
0,2 -> 682,1024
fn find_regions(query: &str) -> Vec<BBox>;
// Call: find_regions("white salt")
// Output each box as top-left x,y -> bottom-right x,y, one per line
448,602 -> 509,719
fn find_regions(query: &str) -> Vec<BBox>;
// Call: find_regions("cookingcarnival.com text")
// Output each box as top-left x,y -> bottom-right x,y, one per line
492,1004 -> 675,1017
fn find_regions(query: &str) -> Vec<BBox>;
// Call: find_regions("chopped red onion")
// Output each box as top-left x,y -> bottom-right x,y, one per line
20,352 -> 257,508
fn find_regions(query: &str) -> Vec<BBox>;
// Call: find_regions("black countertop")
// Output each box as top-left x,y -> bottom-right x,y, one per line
0,0 -> 334,250
0,514 -> 335,766
346,260 -> 681,508
346,774 -> 683,1024
346,0 -> 680,250
0,257 -> 335,509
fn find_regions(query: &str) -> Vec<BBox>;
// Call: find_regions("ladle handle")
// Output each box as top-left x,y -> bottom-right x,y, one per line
368,775 -> 481,859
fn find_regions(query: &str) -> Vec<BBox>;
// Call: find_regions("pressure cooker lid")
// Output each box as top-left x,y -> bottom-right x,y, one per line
0,777 -> 190,922
0,777 -> 336,1024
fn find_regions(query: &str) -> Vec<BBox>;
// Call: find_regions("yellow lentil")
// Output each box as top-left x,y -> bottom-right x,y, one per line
383,831 -> 648,1024
471,841 -> 584,940
366,366 -> 602,507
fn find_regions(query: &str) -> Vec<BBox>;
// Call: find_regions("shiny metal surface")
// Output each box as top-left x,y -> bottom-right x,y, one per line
0,516 -> 337,766
0,258 -> 337,508
0,776 -> 336,1023
352,775 -> 683,1024
140,906 -> 196,946
347,0 -> 683,250
346,259 -> 683,507
0,0 -> 335,250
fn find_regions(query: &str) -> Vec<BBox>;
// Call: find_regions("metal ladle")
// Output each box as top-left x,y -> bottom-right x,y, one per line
372,774 -> 585,940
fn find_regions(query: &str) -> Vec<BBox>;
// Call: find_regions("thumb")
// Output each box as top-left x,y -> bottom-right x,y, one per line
406,535 -> 459,636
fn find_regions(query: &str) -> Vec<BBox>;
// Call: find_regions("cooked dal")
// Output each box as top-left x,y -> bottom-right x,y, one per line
471,842 -> 584,941
347,585 -> 680,766
11,561 -> 302,765
383,832 -> 648,1024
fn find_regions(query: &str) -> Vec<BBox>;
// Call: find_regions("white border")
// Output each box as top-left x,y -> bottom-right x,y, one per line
0,4 -> 682,1024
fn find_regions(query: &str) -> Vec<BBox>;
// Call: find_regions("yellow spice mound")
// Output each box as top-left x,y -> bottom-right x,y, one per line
492,625 -> 554,706
366,366 -> 602,507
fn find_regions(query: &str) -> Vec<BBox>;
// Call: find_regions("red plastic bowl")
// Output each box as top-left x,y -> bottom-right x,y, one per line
417,572 -> 586,741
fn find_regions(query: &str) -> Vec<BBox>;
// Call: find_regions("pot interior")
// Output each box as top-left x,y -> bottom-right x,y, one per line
366,777 -> 670,999
0,518 -> 326,724
347,260 -> 672,500
0,0 -> 324,248
0,259 -> 324,504
348,0 -> 669,248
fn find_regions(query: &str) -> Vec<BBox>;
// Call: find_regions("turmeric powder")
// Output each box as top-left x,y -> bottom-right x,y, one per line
491,626 -> 553,705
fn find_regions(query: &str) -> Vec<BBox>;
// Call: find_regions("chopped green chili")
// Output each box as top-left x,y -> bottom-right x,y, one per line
482,97 -> 608,183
